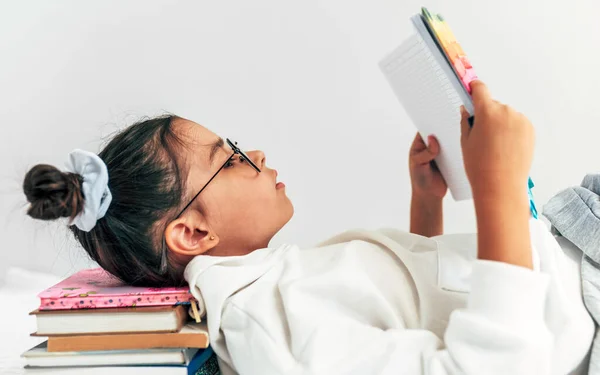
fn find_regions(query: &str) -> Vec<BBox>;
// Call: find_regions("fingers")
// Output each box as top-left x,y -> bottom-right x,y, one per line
412,150 -> 436,165
460,106 -> 471,142
412,135 -> 440,165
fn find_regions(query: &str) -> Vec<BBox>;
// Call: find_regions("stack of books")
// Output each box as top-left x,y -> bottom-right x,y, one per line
21,268 -> 218,374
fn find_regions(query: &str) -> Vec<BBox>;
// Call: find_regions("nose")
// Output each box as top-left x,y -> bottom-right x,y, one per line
247,150 -> 266,170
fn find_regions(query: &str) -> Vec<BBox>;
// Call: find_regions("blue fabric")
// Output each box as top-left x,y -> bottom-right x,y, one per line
528,177 -> 538,219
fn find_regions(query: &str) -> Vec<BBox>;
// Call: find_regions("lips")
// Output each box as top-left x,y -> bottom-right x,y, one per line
274,170 -> 285,189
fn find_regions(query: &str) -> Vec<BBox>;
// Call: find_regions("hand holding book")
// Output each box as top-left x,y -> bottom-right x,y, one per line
408,132 -> 446,237
460,80 -> 535,269
460,80 -> 535,199
380,7 -> 538,218
409,133 -> 447,200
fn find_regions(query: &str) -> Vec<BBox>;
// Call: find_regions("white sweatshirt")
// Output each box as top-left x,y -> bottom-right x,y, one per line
184,219 -> 594,375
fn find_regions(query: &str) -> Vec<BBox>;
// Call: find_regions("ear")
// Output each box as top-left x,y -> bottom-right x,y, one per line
164,213 -> 218,257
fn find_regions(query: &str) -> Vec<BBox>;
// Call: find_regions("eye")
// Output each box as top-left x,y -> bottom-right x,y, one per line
224,158 -> 235,168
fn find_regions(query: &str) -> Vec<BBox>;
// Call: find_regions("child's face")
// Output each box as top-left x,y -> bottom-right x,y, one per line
166,119 -> 293,259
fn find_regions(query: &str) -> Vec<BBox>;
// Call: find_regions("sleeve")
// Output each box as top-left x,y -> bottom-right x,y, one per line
220,260 -> 553,375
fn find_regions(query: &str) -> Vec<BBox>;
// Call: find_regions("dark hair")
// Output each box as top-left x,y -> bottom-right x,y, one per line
23,115 -> 189,286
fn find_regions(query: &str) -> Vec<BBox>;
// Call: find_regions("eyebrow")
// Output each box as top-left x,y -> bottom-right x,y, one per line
208,137 -> 225,165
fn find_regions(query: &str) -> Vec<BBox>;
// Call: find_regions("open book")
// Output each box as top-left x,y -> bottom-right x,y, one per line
379,7 -> 538,217
379,7 -> 477,201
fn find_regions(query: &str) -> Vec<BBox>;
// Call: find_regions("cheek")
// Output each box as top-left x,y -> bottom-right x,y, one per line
236,179 -> 278,213
234,182 -> 286,230
203,177 -> 291,241
203,179 -> 276,222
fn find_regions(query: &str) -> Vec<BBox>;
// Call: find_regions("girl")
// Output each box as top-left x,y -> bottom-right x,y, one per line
23,81 -> 594,374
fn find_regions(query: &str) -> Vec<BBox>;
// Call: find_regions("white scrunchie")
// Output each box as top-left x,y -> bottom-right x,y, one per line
64,149 -> 112,232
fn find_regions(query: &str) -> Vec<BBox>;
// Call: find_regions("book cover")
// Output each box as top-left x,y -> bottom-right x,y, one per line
38,268 -> 194,311
22,345 -> 219,375
22,341 -> 198,367
191,346 -> 220,375
420,7 -> 478,95
46,322 -> 209,352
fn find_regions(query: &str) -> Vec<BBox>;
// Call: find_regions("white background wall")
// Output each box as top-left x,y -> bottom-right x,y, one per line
1,0 -> 599,280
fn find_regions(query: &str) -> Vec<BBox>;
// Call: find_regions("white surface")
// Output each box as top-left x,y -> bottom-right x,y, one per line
1,0 -> 600,279
0,268 -> 59,374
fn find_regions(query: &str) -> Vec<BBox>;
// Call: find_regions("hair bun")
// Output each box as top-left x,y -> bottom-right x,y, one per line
23,164 -> 85,221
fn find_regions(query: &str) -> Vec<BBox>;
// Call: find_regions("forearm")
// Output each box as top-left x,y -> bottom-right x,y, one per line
473,187 -> 533,269
410,194 -> 443,237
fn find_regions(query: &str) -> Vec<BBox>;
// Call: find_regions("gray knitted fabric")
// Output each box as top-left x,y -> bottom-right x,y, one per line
543,174 -> 600,375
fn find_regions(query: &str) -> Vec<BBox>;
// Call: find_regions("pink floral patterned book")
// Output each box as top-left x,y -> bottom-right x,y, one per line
38,268 -> 194,311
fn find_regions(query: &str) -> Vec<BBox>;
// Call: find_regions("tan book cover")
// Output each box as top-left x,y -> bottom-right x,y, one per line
44,322 -> 209,352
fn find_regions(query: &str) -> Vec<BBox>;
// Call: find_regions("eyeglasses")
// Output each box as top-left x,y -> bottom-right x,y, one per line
158,138 -> 261,274
174,138 -> 261,218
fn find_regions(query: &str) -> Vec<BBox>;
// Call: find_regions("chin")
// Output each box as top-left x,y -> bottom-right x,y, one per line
284,198 -> 295,223
271,200 -> 294,237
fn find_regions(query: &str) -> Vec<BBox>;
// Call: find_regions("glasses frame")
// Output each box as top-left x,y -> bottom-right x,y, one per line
158,138 -> 261,274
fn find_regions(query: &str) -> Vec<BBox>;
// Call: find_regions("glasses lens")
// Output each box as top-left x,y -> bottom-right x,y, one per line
226,139 -> 261,172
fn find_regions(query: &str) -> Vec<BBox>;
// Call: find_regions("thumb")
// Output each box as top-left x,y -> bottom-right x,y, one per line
460,106 -> 471,143
470,80 -> 492,112
427,135 -> 440,156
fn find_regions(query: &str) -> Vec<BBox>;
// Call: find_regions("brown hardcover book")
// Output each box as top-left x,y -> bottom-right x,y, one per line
45,322 -> 209,352
30,305 -> 188,336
